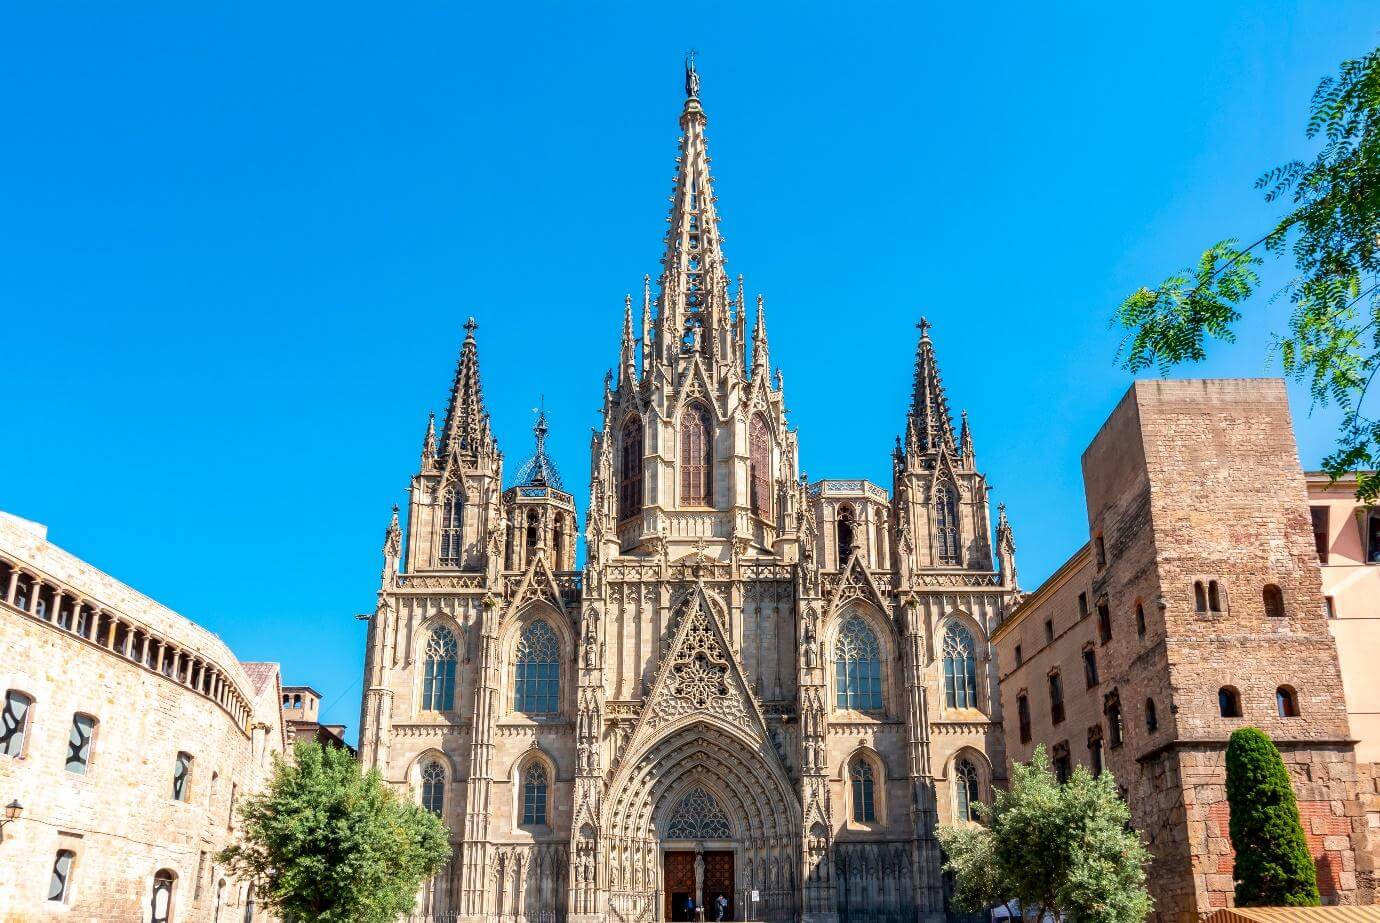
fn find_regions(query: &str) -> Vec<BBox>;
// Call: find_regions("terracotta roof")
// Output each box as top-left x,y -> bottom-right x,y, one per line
239,661 -> 279,695
1205,908 -> 1380,922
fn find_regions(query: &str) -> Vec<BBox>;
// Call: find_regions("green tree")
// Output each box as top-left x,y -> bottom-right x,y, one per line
1225,727 -> 1321,907
217,741 -> 451,923
939,745 -> 1152,923
1114,45 -> 1380,498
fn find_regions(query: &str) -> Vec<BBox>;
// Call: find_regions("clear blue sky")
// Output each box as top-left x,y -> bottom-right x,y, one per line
3,4 -> 1375,742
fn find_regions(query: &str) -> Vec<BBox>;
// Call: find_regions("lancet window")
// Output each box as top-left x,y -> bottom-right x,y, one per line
514,620 -> 560,714
749,414 -> 771,519
665,785 -> 732,839
619,417 -> 643,522
439,490 -> 463,566
680,403 -> 713,506
850,758 -> 877,823
422,627 -> 458,712
421,760 -> 445,815
943,623 -> 978,709
953,758 -> 981,822
522,762 -> 549,826
935,482 -> 960,565
835,615 -> 883,710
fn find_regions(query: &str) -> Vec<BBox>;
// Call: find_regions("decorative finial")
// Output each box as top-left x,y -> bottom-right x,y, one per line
684,49 -> 701,99
917,316 -> 931,339
464,316 -> 478,339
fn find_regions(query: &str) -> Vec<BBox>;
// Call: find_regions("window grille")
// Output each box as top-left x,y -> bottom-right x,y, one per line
514,621 -> 560,714
834,615 -> 883,710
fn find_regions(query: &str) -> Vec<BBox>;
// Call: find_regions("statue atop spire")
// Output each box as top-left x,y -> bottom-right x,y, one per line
685,49 -> 700,99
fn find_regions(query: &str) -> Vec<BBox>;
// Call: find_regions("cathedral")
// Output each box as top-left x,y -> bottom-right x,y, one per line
358,60 -> 1018,923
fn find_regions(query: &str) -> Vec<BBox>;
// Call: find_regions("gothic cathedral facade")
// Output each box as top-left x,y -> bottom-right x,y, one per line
359,63 -> 1019,923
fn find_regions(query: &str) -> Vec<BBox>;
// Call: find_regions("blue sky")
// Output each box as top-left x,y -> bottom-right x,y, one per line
2,3 -> 1375,742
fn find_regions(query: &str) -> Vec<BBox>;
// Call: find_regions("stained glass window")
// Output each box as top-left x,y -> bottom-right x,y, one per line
850,759 -> 876,823
515,620 -> 560,714
665,785 -> 731,839
421,761 -> 445,815
954,759 -> 980,822
620,417 -> 643,521
834,615 -> 883,710
522,762 -> 549,826
66,714 -> 96,774
749,415 -> 771,519
680,404 -> 713,506
1,690 -> 32,757
423,627 -> 458,711
935,483 -> 960,565
439,490 -> 463,566
943,624 -> 978,709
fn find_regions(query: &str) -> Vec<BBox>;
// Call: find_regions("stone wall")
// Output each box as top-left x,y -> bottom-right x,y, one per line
0,513 -> 283,922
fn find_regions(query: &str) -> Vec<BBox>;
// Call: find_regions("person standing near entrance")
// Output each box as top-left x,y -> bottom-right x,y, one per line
683,894 -> 697,921
715,893 -> 728,921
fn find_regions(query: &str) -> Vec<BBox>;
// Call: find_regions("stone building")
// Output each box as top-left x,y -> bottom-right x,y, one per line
992,379 -> 1379,921
0,511 -> 285,922
358,60 -> 1018,923
280,685 -> 354,754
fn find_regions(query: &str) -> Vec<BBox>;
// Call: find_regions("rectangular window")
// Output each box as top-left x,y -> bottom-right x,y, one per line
1311,506 -> 1330,564
1044,619 -> 1054,644
1097,601 -> 1112,643
1082,647 -> 1099,688
48,850 -> 75,903
1077,592 -> 1088,619
1,689 -> 33,758
173,752 -> 193,802
1106,692 -> 1124,749
66,714 -> 96,774
1325,596 -> 1337,620
1088,727 -> 1104,776
1048,672 -> 1065,725
1094,533 -> 1106,569
1013,645 -> 1023,668
1017,694 -> 1031,744
1052,742 -> 1071,783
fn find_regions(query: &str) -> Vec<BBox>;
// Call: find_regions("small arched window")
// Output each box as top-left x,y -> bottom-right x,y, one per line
421,760 -> 446,815
1,689 -> 34,758
934,482 -> 960,566
834,615 -> 883,710
954,758 -> 981,823
1136,602 -> 1146,638
619,416 -> 644,522
422,627 -> 458,712
680,403 -> 713,506
553,512 -> 567,568
1145,698 -> 1159,732
749,415 -> 772,520
150,869 -> 176,923
1277,685 -> 1300,718
521,762 -> 549,826
439,489 -> 463,566
1194,581 -> 1207,613
48,850 -> 75,903
1208,580 -> 1223,613
836,504 -> 857,564
172,751 -> 193,802
943,624 -> 978,709
850,758 -> 876,823
66,713 -> 97,775
514,620 -> 561,714
525,509 -> 540,552
1263,584 -> 1285,619
1219,686 -> 1242,718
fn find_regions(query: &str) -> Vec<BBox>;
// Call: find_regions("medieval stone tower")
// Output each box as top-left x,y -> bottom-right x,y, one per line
358,60 -> 1018,923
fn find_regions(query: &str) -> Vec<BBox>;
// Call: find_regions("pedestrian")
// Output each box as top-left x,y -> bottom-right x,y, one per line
715,893 -> 728,921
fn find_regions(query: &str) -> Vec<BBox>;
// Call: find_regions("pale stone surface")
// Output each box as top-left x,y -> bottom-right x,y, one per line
0,514 -> 284,922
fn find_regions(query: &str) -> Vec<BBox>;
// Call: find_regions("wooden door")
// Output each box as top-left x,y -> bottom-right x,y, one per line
665,851 -> 696,921
703,851 -> 734,920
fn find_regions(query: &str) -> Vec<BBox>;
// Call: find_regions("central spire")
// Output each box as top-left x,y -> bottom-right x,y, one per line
655,54 -> 731,365
907,317 -> 958,455
440,317 -> 493,460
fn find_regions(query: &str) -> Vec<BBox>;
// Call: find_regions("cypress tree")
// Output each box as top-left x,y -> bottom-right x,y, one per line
1224,727 -> 1320,907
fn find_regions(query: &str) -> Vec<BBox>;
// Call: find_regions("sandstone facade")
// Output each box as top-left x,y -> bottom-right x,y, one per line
993,379 -> 1378,922
0,512 -> 284,922
358,60 -> 1017,923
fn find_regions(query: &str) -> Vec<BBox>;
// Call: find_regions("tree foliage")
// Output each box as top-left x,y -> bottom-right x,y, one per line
939,745 -> 1152,923
1114,45 -> 1380,498
1225,727 -> 1321,907
217,742 -> 451,923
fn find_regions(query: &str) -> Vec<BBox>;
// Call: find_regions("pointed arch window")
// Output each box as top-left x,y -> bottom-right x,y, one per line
954,758 -> 981,822
521,762 -> 549,826
422,627 -> 458,712
749,415 -> 772,520
665,785 -> 732,839
680,403 -> 713,506
514,620 -> 560,714
935,482 -> 960,566
420,760 -> 446,815
850,758 -> 877,823
943,624 -> 979,709
439,490 -> 463,566
834,615 -> 883,710
836,504 -> 857,564
619,417 -> 644,522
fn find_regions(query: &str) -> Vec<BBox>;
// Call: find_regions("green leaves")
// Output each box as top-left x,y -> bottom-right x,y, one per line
1115,44 -> 1380,499
217,742 -> 451,923
1225,728 -> 1321,907
1114,240 -> 1260,374
939,745 -> 1153,923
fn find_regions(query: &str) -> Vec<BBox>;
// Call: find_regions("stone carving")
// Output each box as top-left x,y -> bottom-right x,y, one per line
665,785 -> 732,839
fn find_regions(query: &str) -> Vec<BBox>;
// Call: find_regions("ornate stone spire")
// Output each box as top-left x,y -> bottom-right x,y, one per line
440,317 -> 492,459
640,274 -> 653,378
751,294 -> 770,378
420,410 -> 438,472
959,409 -> 975,462
907,317 -> 957,455
655,56 -> 730,365
620,294 -> 637,384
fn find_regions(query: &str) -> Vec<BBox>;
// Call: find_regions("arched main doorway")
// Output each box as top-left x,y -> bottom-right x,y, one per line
603,719 -> 800,922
